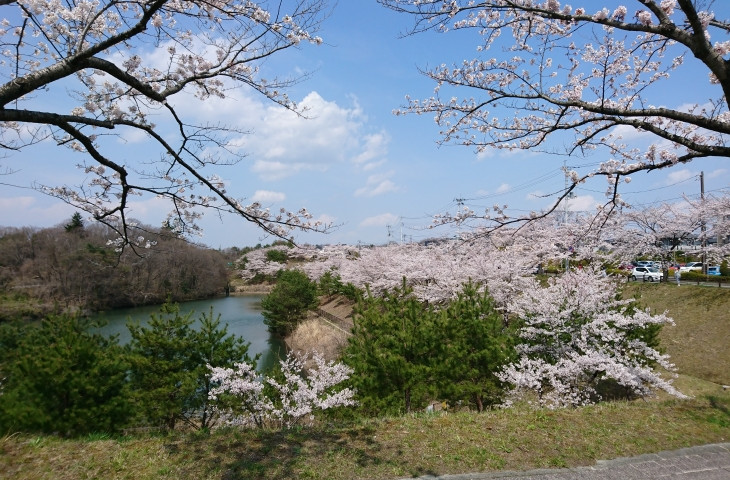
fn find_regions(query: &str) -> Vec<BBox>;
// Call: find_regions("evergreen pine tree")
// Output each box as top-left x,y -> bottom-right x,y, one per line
0,315 -> 131,436
435,281 -> 516,412
126,303 -> 256,431
345,279 -> 438,415
261,269 -> 318,336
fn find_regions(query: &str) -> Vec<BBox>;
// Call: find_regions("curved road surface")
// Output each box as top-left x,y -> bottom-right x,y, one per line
400,443 -> 730,479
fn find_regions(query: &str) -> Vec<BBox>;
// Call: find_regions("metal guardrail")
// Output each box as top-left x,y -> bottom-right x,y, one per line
314,308 -> 352,336
315,308 -> 344,324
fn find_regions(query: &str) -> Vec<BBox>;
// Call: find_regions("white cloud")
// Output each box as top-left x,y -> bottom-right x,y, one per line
475,146 -> 539,161
250,159 -> 328,181
118,127 -> 149,145
0,196 -> 35,210
496,183 -> 511,194
239,92 -> 366,180
708,168 -> 728,179
251,190 -> 286,203
360,213 -> 399,227
352,131 -> 389,166
0,195 -> 75,228
665,168 -> 696,184
124,196 -> 173,224
608,124 -> 654,143
362,159 -> 387,172
565,194 -> 599,212
354,172 -> 398,197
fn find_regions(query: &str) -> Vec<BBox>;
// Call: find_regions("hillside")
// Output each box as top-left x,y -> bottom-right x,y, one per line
623,282 -> 730,387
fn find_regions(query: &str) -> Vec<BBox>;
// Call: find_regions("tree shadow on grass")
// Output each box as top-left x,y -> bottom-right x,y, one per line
165,423 -> 432,480
707,395 -> 730,428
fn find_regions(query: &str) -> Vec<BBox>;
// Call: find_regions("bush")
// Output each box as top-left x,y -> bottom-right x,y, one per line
345,279 -> 515,416
721,260 -> 730,277
261,269 -> 318,336
318,271 -> 362,301
0,316 -> 131,436
265,249 -> 288,264
682,270 -> 730,283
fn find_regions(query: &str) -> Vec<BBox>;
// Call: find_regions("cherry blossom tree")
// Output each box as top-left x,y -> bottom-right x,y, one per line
601,195 -> 730,267
500,268 -> 685,408
611,200 -> 701,264
0,0 -> 329,249
208,350 -> 356,429
380,0 -> 730,225
705,194 -> 730,258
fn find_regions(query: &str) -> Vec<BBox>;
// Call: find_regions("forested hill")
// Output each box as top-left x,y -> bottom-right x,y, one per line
0,220 -> 235,320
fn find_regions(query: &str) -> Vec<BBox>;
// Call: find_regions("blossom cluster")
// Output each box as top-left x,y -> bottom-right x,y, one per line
500,268 -> 685,408
232,194 -> 730,407
241,194 -> 730,305
208,351 -> 356,429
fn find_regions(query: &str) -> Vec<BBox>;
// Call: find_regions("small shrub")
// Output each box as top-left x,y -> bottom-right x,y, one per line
265,249 -> 288,264
721,260 -> 730,277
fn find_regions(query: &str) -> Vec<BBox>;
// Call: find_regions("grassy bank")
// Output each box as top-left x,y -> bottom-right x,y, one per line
1,282 -> 728,480
623,281 -> 730,386
3,395 -> 728,480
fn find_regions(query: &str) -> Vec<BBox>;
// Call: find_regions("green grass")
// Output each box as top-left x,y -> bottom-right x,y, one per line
1,281 -> 728,480
623,281 -> 730,386
2,396 -> 728,480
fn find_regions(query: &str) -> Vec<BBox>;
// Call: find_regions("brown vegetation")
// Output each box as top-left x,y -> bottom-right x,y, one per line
286,296 -> 355,363
0,223 -> 230,319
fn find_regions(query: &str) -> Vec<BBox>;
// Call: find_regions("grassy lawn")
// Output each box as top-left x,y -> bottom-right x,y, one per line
1,282 -> 728,480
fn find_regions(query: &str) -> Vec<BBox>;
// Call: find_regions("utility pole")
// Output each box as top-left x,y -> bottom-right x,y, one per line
386,224 -> 392,243
455,197 -> 465,239
563,161 -> 576,271
701,171 -> 707,274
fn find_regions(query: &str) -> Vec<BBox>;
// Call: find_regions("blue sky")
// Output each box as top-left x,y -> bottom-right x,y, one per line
1,2 -> 728,248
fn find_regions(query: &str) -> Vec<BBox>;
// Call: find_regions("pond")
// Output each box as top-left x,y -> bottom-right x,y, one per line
90,295 -> 286,372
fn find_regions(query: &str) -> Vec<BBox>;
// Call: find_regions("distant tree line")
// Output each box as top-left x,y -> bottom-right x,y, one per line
0,216 -> 231,319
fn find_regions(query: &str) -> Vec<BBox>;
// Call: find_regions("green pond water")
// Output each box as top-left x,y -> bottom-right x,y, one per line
90,295 -> 285,372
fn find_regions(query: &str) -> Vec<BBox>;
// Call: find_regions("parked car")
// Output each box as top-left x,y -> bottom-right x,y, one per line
636,260 -> 662,269
708,266 -> 721,276
679,262 -> 703,272
631,266 -> 663,282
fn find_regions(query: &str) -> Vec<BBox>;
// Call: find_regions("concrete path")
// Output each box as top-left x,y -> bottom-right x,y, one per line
400,443 -> 730,479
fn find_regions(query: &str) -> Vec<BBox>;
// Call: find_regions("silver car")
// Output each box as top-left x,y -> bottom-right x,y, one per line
631,266 -> 663,282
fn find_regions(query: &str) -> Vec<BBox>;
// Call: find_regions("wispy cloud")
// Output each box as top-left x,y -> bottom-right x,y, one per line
496,183 -> 511,194
251,190 -> 286,203
665,168 -> 696,184
360,213 -> 399,227
354,172 -> 398,197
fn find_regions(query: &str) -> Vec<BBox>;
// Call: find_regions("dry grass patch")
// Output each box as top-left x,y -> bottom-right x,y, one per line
285,296 -> 355,362
286,316 -> 349,362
